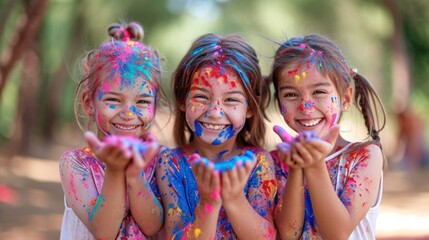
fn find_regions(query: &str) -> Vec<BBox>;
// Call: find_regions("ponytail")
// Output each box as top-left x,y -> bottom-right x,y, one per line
352,72 -> 386,144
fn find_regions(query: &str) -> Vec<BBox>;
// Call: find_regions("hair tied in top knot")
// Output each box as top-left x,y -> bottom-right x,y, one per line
350,68 -> 358,78
126,22 -> 144,42
108,22 -> 144,42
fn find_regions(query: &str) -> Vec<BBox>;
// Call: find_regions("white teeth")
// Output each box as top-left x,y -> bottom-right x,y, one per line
202,122 -> 227,130
113,124 -> 138,130
299,119 -> 321,127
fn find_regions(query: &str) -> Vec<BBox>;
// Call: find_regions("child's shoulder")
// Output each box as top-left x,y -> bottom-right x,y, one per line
59,147 -> 101,169
243,146 -> 274,163
60,147 -> 92,161
344,141 -> 383,156
158,146 -> 185,158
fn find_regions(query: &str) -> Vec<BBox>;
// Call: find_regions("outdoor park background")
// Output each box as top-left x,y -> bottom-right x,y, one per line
1,0 -> 428,239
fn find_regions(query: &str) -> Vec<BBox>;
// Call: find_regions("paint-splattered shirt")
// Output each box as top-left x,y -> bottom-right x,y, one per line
158,146 -> 277,239
59,147 -> 160,240
273,142 -> 383,240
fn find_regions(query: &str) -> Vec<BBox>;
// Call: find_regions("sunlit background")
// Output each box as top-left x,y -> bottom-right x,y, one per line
1,0 -> 428,239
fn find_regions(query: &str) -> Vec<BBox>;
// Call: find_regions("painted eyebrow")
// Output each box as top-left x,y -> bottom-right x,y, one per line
226,90 -> 246,96
102,92 -> 154,98
279,81 -> 332,91
191,86 -> 246,96
139,93 -> 154,98
190,86 -> 210,93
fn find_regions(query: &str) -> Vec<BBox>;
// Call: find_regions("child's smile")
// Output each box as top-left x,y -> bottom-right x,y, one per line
277,64 -> 347,138
184,66 -> 252,146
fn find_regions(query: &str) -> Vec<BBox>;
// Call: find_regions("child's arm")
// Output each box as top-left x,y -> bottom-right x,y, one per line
156,153 -> 222,239
297,126 -> 383,239
126,139 -> 163,236
274,164 -> 305,239
221,152 -> 277,240
273,126 -> 305,239
60,132 -> 130,239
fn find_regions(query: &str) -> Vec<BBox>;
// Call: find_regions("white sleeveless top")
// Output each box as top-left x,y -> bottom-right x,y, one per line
327,143 -> 383,240
60,196 -> 95,240
299,142 -> 383,240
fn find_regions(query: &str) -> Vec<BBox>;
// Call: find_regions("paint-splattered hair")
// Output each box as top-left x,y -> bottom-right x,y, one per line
266,34 -> 386,144
172,33 -> 266,147
74,22 -> 169,132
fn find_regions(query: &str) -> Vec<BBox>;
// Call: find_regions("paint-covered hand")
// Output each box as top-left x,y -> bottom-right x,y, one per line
85,132 -> 132,173
220,154 -> 256,208
123,135 -> 159,179
190,151 -> 255,172
291,125 -> 340,169
273,125 -> 296,168
190,154 -> 222,209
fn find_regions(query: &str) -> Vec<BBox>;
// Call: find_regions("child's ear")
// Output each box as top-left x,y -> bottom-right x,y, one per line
82,91 -> 94,116
179,103 -> 186,112
342,87 -> 353,111
246,109 -> 253,118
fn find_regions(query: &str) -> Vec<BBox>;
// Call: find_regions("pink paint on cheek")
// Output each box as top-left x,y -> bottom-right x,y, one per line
330,113 -> 337,128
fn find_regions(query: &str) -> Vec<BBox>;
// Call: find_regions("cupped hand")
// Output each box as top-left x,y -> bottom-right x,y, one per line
273,125 -> 298,169
291,125 -> 340,169
85,132 -> 132,173
125,139 -> 159,179
220,156 -> 256,208
191,154 -> 222,208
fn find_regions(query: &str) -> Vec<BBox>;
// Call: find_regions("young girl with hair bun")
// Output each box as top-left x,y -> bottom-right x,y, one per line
59,21 -> 169,240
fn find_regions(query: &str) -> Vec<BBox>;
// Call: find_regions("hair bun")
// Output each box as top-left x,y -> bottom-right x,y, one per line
126,22 -> 144,42
108,23 -> 127,40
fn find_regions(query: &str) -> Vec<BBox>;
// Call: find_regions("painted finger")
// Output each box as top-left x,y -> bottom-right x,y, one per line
273,125 -> 294,143
84,131 -> 102,152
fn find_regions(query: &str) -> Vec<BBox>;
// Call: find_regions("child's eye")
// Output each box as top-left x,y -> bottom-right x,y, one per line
283,92 -> 298,98
225,97 -> 241,103
105,97 -> 120,103
313,90 -> 328,95
194,95 -> 208,100
137,99 -> 153,105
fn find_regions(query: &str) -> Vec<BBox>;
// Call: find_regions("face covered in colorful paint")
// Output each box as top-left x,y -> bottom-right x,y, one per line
183,66 -> 252,146
92,72 -> 157,138
277,63 -> 351,138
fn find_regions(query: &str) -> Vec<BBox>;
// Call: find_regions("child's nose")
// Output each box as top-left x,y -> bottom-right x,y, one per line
120,105 -> 136,119
206,102 -> 223,118
299,99 -> 315,114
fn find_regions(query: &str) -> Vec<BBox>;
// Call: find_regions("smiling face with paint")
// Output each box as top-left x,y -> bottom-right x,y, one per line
93,72 -> 156,138
277,63 -> 351,138
183,65 -> 252,146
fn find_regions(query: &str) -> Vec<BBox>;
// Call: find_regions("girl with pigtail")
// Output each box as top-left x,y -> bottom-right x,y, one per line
59,22 -> 169,239
267,34 -> 386,239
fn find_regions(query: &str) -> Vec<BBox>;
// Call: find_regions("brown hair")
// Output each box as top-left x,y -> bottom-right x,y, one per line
172,33 -> 266,147
267,34 -> 386,144
74,22 -> 169,133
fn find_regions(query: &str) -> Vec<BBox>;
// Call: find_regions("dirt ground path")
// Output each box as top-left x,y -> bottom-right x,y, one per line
1,152 -> 428,239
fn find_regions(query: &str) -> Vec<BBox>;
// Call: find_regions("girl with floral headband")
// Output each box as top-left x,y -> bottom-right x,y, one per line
59,22 -> 169,239
156,33 -> 277,239
267,34 -> 386,239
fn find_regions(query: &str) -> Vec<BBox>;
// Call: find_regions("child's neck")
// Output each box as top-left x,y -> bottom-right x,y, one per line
332,136 -> 350,154
187,138 -> 242,162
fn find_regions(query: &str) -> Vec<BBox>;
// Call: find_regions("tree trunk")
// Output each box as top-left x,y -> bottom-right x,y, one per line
0,0 -> 49,99
9,45 -> 41,155
384,0 -> 411,112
